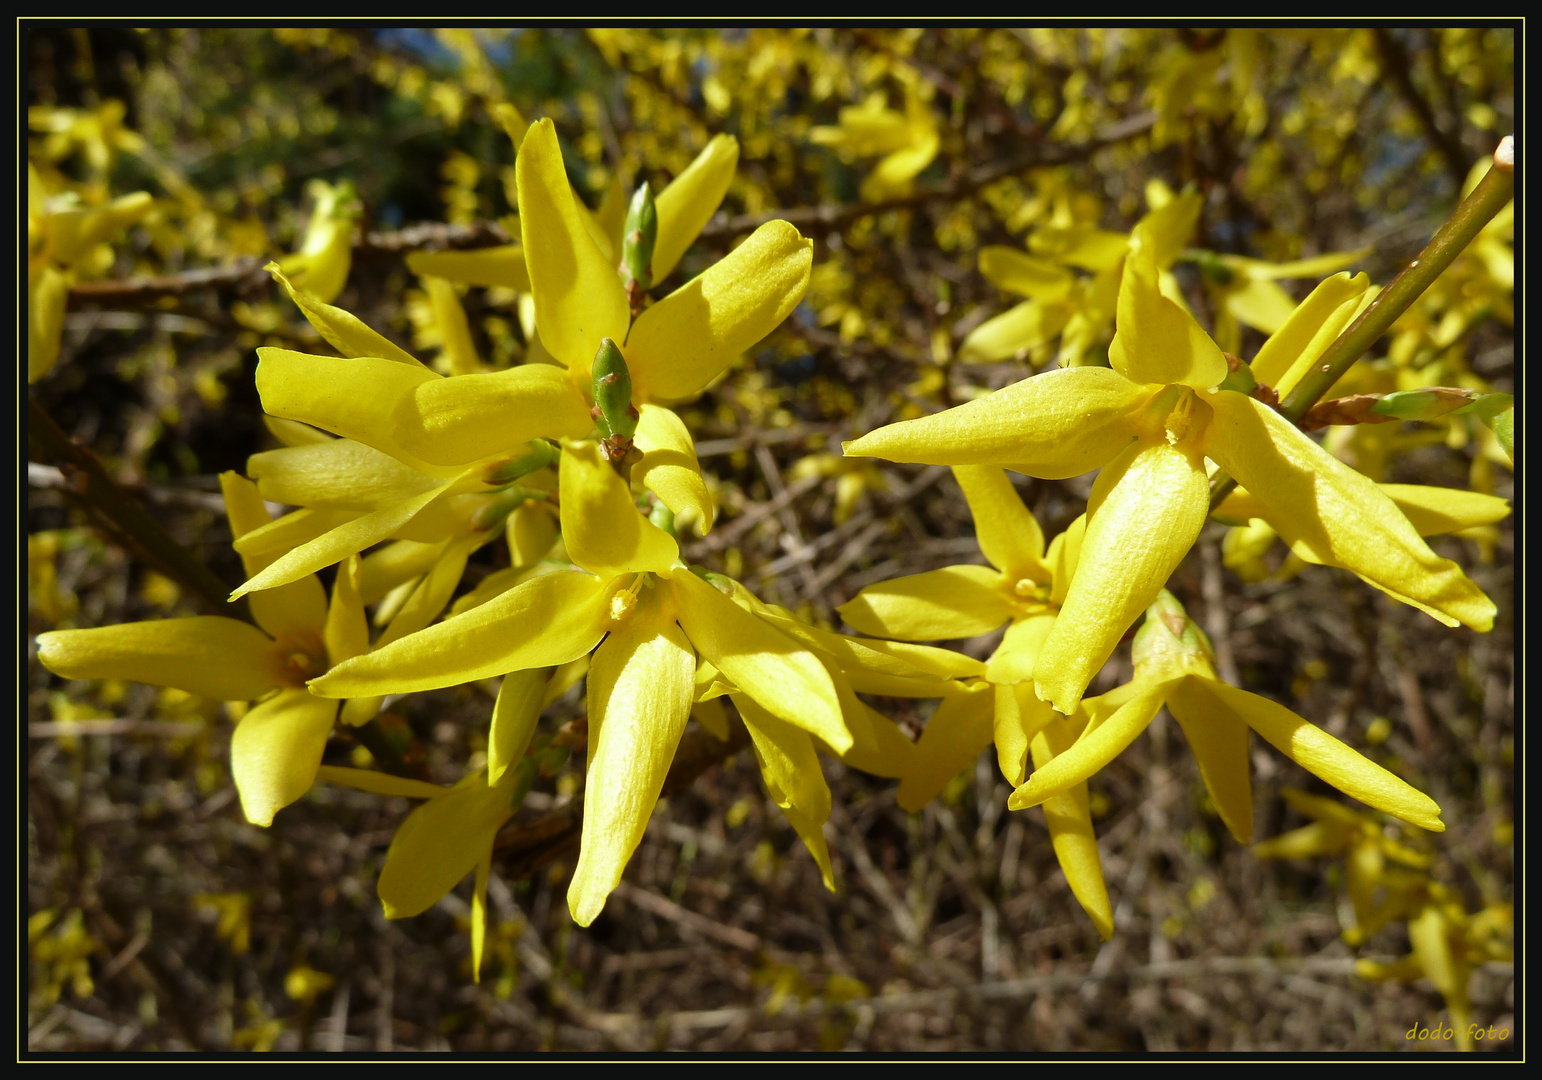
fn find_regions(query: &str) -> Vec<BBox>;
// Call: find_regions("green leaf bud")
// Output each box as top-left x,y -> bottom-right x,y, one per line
482,439 -> 561,485
591,337 -> 637,441
622,181 -> 658,292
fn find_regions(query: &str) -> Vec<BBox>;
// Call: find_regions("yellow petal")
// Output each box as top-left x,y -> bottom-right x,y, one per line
470,856 -> 491,984
1191,677 -> 1444,831
28,263 -> 68,383
232,507 -> 357,574
1108,238 -> 1227,390
633,404 -> 714,534
671,571 -> 850,752
248,439 -> 440,510
653,134 -> 739,282
1250,821 -> 1344,861
757,610 -> 984,683
488,667 -> 549,785
1131,189 -> 1202,269
219,472 -> 330,642
358,538 -> 448,605
952,465 -> 1048,582
507,501 -> 560,569
896,683 -> 996,812
323,556 -> 369,666
378,772 -> 517,919
36,618 -> 286,701
955,300 -> 1073,363
1027,225 -> 1128,271
626,219 -> 812,403
232,481 -> 458,599
1046,514 -> 1085,606
1034,437 -> 1210,714
825,701 -> 918,779
1249,272 -> 1369,396
230,689 -> 339,826
837,565 -> 1014,641
267,264 -> 424,367
1206,393 -> 1496,631
516,119 -> 630,370
1008,678 -> 1173,810
1222,277 -> 1299,336
978,246 -> 1076,301
1167,675 -> 1254,843
393,365 -> 593,466
736,694 -> 832,826
569,613 -> 694,926
374,534 -> 484,650
559,439 -> 680,579
691,697 -> 730,740
311,568 -> 607,697
405,245 -> 530,292
1375,484 -> 1512,534
984,612 -> 1056,686
1031,717 -> 1113,940
994,680 -> 1056,786
314,764 -> 445,801
1228,248 -> 1370,281
843,366 -> 1148,479
422,276 -> 481,374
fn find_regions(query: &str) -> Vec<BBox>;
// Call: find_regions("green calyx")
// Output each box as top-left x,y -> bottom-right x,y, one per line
621,181 -> 658,293
591,337 -> 638,442
1132,589 -> 1215,673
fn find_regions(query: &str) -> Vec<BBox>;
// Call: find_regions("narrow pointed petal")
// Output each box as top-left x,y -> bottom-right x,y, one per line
1249,272 -> 1369,394
232,482 -> 457,599
312,569 -> 607,697
507,501 -> 560,569
984,612 -> 1056,686
374,534 -> 483,650
1032,717 -> 1113,940
633,404 -> 713,533
219,472 -> 329,642
470,855 -> 492,984
756,611 -> 984,682
358,538 -> 449,605
394,365 -> 593,466
626,219 -> 812,403
1206,393 -> 1496,631
516,119 -> 630,370
422,276 -> 481,374
37,618 -> 286,701
1250,821 -> 1343,861
28,264 -> 69,383
1189,677 -> 1444,831
838,565 -> 1014,641
1047,515 -> 1085,607
230,689 -> 339,826
560,440 -> 680,579
978,247 -> 1076,301
248,439 -> 440,511
956,300 -> 1072,363
736,694 -> 832,826
671,571 -> 850,752
653,134 -> 739,282
826,702 -> 918,779
233,507 -> 358,573
1008,678 -> 1173,810
489,667 -> 549,785
896,683 -> 996,812
994,680 -> 1056,787
323,556 -> 370,666
1109,240 -> 1227,390
1230,248 -> 1371,281
263,415 -> 334,448
842,366 -> 1148,479
1373,484 -> 1511,535
314,764 -> 446,800
1167,675 -> 1254,842
378,773 -> 517,919
953,465 -> 1048,582
268,264 -> 424,367
405,245 -> 530,292
1132,190 -> 1203,268
1027,225 -> 1129,271
1035,438 -> 1209,714
569,615 -> 694,926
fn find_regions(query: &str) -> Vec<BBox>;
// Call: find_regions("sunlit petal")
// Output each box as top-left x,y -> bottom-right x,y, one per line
311,568 -> 607,697
843,366 -> 1149,479
248,439 -> 440,510
653,134 -> 739,282
1032,716 -> 1113,940
978,246 -> 1076,301
559,439 -> 680,579
1109,239 -> 1227,389
1167,675 -> 1254,842
994,680 -> 1056,787
230,689 -> 339,826
378,772 -> 517,919
838,565 -> 1014,641
393,365 -> 593,466
405,245 -> 531,292
314,764 -> 446,801
374,534 -> 485,650
323,556 -> 369,666
1223,277 -> 1298,336
984,611 -> 1056,686
1249,272 -> 1370,394
633,404 -> 714,533
1010,677 -> 1172,810
37,618 -> 287,701
219,472 -> 329,642
569,612 -> 694,926
627,219 -> 813,403
488,667 -> 549,786
516,119 -> 630,369
896,683 -> 996,812
953,465 -> 1048,582
268,264 -> 424,367
956,299 -> 1073,363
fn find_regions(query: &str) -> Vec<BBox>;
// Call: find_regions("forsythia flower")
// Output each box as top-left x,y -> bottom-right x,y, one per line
309,440 -> 851,925
36,475 -> 380,825
1008,591 -> 1446,839
846,233 -> 1496,713
277,179 -> 360,303
810,86 -> 940,202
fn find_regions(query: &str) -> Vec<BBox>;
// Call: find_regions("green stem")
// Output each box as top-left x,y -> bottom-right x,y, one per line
1209,142 -> 1514,511
28,395 -> 253,622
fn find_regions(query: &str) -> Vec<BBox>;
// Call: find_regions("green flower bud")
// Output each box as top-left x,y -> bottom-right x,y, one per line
621,181 -> 658,292
482,439 -> 561,485
1369,387 -> 1481,422
1132,590 -> 1215,674
591,337 -> 637,441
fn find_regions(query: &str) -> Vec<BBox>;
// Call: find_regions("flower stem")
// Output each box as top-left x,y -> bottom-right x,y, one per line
1210,138 -> 1515,510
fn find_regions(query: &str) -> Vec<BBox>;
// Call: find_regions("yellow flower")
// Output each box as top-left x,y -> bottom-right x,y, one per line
277,179 -> 359,303
310,440 -> 849,926
846,236 -> 1496,713
37,474 -> 379,826
810,85 -> 940,201
838,466 -> 1112,937
1008,591 -> 1445,838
